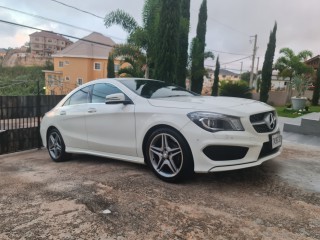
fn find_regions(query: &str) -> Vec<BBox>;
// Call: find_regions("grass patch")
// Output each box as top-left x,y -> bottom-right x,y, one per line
275,106 -> 320,118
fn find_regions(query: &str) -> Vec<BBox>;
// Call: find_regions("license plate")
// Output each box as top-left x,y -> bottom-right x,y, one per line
271,132 -> 282,149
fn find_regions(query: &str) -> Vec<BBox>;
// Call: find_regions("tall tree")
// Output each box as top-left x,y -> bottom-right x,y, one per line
154,0 -> 181,83
260,22 -> 277,103
176,0 -> 190,88
107,52 -> 115,78
190,0 -> 207,94
212,56 -> 220,96
312,62 -> 320,105
275,47 -> 313,102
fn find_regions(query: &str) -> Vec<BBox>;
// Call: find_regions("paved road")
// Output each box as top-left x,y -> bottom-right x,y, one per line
0,143 -> 319,239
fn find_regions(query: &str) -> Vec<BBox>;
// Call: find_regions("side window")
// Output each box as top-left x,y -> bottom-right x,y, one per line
64,86 -> 90,106
92,83 -> 122,103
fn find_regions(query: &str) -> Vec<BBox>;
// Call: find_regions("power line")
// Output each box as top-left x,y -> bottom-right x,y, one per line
207,49 -> 250,56
191,6 -> 249,37
221,56 -> 252,65
50,1 -> 250,38
0,19 -> 115,48
50,0 -> 104,19
206,15 -> 249,37
204,65 -> 249,72
0,6 -> 126,42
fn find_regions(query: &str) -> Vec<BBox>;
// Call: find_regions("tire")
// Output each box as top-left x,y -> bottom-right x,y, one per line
145,128 -> 194,182
47,128 -> 70,162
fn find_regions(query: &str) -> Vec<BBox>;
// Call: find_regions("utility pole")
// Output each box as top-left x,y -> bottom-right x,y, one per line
240,62 -> 243,77
255,57 -> 260,87
249,34 -> 257,88
37,79 -> 41,149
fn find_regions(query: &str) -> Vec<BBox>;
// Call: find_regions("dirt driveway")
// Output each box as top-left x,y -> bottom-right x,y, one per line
0,143 -> 319,240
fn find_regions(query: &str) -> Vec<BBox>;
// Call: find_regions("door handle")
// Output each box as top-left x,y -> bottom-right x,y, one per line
60,111 -> 66,115
88,108 -> 97,113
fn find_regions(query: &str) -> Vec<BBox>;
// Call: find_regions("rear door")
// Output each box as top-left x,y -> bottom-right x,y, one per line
57,86 -> 91,149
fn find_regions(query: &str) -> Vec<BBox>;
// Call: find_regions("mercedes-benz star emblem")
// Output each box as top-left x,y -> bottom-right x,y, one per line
264,113 -> 276,130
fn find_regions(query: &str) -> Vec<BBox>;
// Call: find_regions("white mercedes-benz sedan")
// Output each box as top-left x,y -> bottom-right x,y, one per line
40,78 -> 282,182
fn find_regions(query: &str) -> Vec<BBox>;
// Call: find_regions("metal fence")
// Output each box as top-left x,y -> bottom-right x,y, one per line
0,95 -> 65,155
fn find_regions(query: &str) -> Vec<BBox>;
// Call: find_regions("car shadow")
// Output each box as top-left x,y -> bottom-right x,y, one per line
65,154 -> 281,188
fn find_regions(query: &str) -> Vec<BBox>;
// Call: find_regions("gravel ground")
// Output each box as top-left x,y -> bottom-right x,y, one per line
0,143 -> 319,240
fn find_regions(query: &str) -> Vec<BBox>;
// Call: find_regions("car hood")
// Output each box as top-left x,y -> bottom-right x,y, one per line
147,96 -> 274,116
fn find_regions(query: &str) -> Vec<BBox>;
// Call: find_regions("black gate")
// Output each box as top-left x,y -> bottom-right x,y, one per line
0,95 -> 65,155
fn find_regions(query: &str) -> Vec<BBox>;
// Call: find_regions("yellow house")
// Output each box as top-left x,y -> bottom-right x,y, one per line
43,32 -> 122,95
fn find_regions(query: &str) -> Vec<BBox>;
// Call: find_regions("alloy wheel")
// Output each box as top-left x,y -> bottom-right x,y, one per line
149,133 -> 183,178
48,132 -> 62,160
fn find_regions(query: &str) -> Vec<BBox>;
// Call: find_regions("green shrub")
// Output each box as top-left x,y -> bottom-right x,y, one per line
219,80 -> 252,99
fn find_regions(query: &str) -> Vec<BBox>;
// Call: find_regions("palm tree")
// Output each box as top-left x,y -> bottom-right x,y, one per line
104,0 -> 160,78
111,44 -> 146,78
275,48 -> 313,101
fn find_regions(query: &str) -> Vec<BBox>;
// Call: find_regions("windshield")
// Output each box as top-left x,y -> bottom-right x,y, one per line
119,79 -> 197,99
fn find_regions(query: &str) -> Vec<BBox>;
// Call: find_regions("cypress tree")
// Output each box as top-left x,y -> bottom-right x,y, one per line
312,62 -> 320,105
260,22 -> 277,103
190,0 -> 207,94
107,52 -> 115,78
154,0 -> 181,83
212,56 -> 220,96
176,0 -> 190,88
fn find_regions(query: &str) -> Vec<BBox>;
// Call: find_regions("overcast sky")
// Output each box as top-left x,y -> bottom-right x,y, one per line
1,0 -> 319,73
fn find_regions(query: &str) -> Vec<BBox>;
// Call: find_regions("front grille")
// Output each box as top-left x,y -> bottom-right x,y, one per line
203,145 -> 249,161
250,111 -> 276,133
259,141 -> 280,159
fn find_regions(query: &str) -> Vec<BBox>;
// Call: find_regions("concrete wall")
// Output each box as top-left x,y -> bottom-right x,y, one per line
253,90 -> 314,106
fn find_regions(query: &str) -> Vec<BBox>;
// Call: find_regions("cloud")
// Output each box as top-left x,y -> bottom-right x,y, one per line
1,0 -> 319,70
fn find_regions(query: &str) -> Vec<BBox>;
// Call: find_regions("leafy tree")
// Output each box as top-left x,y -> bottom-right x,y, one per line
104,0 -> 160,78
240,71 -> 250,83
0,66 -> 49,96
154,0 -> 181,83
107,52 -> 115,78
176,0 -> 190,88
212,56 -> 220,96
220,81 -> 252,99
260,22 -> 277,103
256,76 -> 261,93
190,0 -> 207,94
112,44 -> 146,78
312,62 -> 320,105
275,47 -> 313,102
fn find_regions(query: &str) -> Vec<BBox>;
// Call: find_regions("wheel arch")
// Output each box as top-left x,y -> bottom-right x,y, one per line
142,124 -> 194,166
46,126 -> 59,146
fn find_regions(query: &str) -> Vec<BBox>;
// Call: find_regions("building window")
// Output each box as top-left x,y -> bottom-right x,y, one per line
65,76 -> 70,81
48,39 -> 52,43
114,64 -> 120,72
94,62 -> 101,70
77,78 -> 83,86
59,61 -> 64,67
47,75 -> 55,86
58,77 -> 63,87
35,37 -> 39,41
64,60 -> 69,65
50,90 -> 55,95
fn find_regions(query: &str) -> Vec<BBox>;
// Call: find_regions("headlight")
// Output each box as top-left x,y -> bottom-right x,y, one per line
187,112 -> 244,132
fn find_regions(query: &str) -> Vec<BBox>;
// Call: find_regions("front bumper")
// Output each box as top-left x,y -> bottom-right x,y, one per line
180,121 -> 282,173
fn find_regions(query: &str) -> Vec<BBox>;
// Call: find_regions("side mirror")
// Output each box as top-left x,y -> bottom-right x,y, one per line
105,93 -> 132,105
